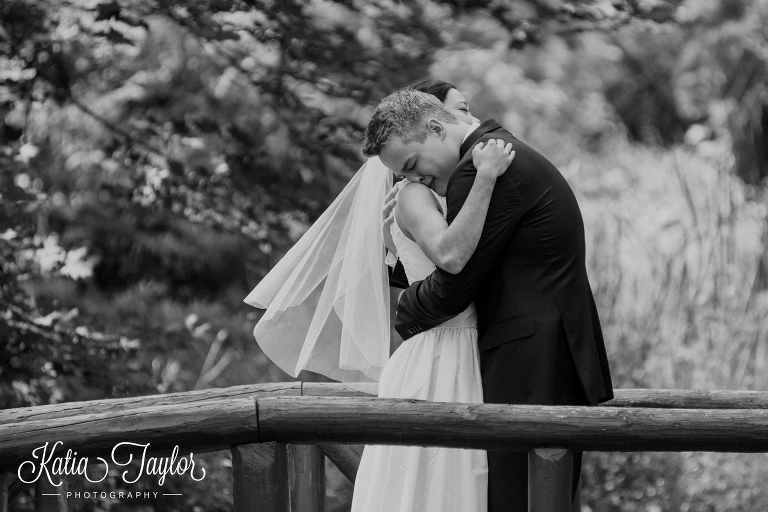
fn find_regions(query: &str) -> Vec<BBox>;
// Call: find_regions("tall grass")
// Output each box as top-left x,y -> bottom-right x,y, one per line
567,138 -> 768,511
571,139 -> 767,391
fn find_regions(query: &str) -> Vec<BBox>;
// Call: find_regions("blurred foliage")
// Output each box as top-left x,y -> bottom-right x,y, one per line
1,0 -> 767,511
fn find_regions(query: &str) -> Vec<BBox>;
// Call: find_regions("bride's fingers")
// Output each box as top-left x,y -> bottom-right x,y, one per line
384,189 -> 397,206
475,139 -> 516,155
383,199 -> 396,220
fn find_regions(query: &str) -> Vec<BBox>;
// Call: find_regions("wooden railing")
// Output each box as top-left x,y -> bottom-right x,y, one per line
3,382 -> 768,512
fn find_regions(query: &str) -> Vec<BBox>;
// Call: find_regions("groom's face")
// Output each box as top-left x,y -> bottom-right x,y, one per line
378,119 -> 459,196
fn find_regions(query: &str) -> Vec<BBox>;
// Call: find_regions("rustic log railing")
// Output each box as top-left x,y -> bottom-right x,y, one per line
2,383 -> 768,512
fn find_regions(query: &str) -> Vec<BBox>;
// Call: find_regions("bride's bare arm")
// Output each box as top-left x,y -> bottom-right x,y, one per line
396,139 -> 515,274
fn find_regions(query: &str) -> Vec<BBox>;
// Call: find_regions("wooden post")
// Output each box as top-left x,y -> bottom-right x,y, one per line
572,475 -> 581,512
318,444 -> 362,483
232,443 -> 289,512
288,445 -> 324,512
34,475 -> 67,512
5,475 -> 23,505
1,474 -> 10,512
528,448 -> 573,512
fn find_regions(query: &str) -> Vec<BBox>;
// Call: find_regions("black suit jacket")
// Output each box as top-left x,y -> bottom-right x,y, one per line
395,120 -> 613,406
388,259 -> 409,289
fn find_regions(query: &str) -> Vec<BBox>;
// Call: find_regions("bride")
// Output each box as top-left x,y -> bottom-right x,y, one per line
245,82 -> 514,512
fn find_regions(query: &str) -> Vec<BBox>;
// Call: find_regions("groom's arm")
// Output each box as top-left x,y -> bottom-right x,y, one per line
395,150 -> 526,340
388,259 -> 409,289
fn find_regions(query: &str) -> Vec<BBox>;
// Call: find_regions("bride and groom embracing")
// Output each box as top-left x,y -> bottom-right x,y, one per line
245,80 -> 614,512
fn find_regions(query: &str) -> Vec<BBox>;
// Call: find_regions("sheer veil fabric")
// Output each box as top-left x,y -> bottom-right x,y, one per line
244,157 -> 393,383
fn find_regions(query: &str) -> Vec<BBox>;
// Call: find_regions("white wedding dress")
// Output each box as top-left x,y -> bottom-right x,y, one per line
350,182 -> 488,512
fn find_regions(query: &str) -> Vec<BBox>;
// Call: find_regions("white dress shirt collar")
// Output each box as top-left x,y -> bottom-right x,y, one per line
463,121 -> 481,142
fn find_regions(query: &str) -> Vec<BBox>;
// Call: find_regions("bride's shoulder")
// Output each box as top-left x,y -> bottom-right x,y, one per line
394,183 -> 444,237
397,181 -> 441,210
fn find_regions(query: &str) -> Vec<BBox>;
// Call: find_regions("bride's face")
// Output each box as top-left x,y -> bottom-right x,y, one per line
441,88 -> 478,125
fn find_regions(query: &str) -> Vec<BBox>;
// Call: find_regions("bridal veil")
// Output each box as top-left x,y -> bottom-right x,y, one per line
244,157 -> 393,382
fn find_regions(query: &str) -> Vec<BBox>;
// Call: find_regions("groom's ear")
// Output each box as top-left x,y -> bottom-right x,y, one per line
425,118 -> 446,139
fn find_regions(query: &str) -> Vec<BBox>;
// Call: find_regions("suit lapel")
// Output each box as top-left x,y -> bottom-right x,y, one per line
459,119 -> 503,158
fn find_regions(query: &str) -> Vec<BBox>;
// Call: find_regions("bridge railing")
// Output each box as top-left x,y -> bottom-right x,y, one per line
3,382 -> 768,512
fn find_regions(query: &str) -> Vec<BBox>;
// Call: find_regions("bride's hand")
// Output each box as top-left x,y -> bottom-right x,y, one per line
472,139 -> 515,179
383,186 -> 398,255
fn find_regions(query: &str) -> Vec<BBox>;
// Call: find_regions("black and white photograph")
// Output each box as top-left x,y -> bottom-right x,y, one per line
2,0 -> 768,511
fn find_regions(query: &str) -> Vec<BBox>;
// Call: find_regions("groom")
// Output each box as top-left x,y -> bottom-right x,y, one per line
362,89 -> 614,510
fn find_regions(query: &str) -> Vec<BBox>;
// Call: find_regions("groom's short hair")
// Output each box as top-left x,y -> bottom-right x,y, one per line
361,89 -> 458,157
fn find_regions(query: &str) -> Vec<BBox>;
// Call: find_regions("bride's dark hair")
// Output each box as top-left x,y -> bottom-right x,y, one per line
407,79 -> 456,102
